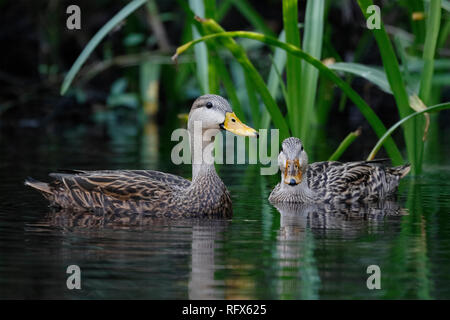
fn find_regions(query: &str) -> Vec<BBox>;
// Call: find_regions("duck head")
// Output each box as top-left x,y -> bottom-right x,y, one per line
188,94 -> 258,137
278,137 -> 308,186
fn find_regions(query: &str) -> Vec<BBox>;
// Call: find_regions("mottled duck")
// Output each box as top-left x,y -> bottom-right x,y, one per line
269,137 -> 410,204
26,95 -> 258,218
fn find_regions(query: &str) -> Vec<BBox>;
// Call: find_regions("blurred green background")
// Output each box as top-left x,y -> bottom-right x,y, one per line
0,0 -> 449,170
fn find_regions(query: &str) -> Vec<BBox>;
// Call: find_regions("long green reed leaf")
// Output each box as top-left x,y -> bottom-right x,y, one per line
417,0 -> 441,172
283,0 -> 302,136
298,0 -> 325,145
331,60 -> 450,95
329,62 -> 392,94
419,0 -> 441,105
358,0 -> 420,173
189,0 -> 209,93
193,19 -> 291,139
368,102 -> 450,161
328,128 -> 362,161
205,0 -> 220,94
172,29 -> 404,163
60,0 -> 147,95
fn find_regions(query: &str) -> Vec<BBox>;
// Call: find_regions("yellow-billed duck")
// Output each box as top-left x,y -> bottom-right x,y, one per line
269,137 -> 410,204
26,95 -> 258,219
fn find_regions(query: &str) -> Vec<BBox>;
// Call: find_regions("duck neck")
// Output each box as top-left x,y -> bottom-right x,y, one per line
188,121 -> 220,182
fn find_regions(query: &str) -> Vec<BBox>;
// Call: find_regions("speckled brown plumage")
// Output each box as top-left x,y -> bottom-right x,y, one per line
269,137 -> 411,204
26,169 -> 232,218
24,94 -> 260,219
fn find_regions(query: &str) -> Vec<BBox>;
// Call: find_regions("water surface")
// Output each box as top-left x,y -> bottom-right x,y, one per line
1,126 -> 449,299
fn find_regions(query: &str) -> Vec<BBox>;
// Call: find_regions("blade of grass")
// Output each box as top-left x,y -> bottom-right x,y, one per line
403,0 -> 426,46
328,128 -> 362,161
368,102 -> 450,160
328,62 -> 393,94
261,30 -> 287,129
60,0 -> 147,95
419,0 -> 441,105
425,0 -> 450,12
205,0 -> 220,94
283,0 -> 302,136
298,0 -> 325,147
195,19 -> 291,139
172,28 -> 404,164
358,0 -> 421,173
417,0 -> 441,173
189,0 -> 209,93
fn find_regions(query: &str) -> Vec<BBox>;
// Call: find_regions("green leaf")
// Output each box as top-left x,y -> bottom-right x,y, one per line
283,0 -> 302,136
194,19 -> 291,139
329,62 -> 392,94
419,0 -> 441,105
189,0 -> 209,94
298,0 -> 325,145
60,0 -> 147,95
173,29 -> 404,163
205,0 -> 220,94
328,128 -> 362,161
358,0 -> 421,173
368,102 -> 450,161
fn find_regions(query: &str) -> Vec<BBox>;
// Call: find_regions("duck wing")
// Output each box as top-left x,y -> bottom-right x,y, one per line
307,161 -> 382,202
45,170 -> 191,210
55,169 -> 191,189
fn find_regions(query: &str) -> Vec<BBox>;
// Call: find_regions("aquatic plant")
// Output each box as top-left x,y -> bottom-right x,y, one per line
61,0 -> 449,175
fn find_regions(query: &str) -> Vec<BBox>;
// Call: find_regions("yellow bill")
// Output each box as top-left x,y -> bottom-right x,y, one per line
283,159 -> 302,185
221,112 -> 258,137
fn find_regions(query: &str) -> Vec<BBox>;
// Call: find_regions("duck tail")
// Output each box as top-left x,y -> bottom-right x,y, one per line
24,177 -> 52,194
388,164 -> 411,179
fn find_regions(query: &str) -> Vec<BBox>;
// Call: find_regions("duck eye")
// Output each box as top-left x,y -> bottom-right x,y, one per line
231,118 -> 236,122
206,102 -> 213,109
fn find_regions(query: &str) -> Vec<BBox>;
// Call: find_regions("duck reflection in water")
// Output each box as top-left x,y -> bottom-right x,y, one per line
274,200 -> 408,234
271,200 -> 407,299
31,209 -> 229,299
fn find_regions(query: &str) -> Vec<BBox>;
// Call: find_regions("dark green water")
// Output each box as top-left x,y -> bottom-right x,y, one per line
1,124 -> 450,299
